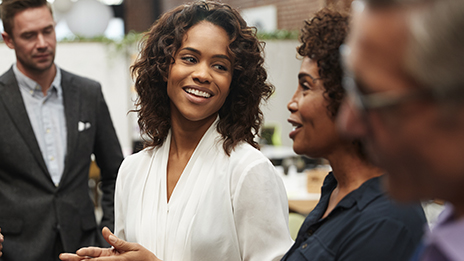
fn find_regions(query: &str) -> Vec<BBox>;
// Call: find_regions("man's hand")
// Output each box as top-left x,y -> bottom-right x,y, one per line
59,227 -> 161,261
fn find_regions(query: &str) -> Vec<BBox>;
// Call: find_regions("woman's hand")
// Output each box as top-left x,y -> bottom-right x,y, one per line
59,227 -> 161,261
0,227 -> 4,257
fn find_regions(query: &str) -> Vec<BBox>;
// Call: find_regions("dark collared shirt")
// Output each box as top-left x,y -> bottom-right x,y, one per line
282,173 -> 426,261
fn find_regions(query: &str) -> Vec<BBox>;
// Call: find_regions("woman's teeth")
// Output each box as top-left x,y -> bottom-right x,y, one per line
185,88 -> 211,98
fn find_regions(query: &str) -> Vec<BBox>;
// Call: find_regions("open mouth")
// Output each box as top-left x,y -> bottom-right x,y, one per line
292,125 -> 302,131
289,120 -> 303,131
288,120 -> 302,139
184,87 -> 212,98
292,124 -> 303,131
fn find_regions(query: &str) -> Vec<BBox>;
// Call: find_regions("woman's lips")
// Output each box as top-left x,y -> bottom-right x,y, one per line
289,125 -> 302,140
183,87 -> 214,105
288,119 -> 303,140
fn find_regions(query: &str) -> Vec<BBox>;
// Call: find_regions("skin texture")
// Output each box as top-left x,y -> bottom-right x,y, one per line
288,57 -> 342,159
1,5 -> 56,94
167,21 -> 233,126
59,227 -> 160,261
337,4 -> 464,215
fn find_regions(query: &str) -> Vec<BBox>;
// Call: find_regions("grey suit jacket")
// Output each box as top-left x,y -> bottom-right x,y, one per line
0,67 -> 124,260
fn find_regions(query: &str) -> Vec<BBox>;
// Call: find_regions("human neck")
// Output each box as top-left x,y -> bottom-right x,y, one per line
17,63 -> 56,95
321,146 -> 383,219
169,112 -> 217,158
326,146 -> 384,194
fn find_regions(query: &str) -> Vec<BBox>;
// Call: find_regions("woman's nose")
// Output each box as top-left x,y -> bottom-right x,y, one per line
192,63 -> 212,83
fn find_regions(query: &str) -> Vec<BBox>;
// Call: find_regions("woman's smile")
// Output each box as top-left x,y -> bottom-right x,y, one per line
184,87 -> 213,99
167,21 -> 233,123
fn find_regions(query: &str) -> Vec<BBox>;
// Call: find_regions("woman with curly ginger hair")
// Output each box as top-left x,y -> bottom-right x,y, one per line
282,7 -> 426,261
60,1 -> 292,261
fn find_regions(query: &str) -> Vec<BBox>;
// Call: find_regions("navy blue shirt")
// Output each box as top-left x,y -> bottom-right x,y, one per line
282,173 -> 426,261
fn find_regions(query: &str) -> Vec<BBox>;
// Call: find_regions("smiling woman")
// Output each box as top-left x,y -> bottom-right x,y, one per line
282,8 -> 427,261
60,1 -> 293,261
166,21 -> 233,127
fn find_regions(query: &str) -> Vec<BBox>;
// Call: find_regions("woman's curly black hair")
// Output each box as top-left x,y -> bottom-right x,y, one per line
298,8 -> 367,159
131,1 -> 273,155
297,8 -> 349,118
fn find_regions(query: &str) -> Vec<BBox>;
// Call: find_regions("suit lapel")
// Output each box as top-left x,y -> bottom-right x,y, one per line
61,70 -> 80,180
0,68 -> 50,175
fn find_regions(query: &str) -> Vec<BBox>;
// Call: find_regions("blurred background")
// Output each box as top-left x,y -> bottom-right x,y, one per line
0,0 -> 353,220
0,0 -> 353,156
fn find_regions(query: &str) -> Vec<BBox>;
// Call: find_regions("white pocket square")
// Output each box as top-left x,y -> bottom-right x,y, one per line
78,121 -> 91,132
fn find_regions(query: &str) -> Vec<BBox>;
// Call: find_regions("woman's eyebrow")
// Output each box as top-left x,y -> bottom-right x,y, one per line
298,72 -> 317,82
180,47 -> 232,63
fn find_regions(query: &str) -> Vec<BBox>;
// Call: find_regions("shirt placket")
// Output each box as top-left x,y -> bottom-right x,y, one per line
41,88 -> 60,186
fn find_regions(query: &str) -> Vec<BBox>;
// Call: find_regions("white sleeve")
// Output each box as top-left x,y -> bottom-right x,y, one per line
232,159 -> 294,261
114,156 -> 131,241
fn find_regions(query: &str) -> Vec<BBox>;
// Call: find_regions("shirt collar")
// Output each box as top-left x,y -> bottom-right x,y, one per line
325,173 -> 384,211
13,63 -> 63,97
424,204 -> 464,259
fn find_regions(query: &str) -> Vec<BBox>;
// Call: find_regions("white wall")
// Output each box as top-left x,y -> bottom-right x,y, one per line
263,40 -> 301,147
0,40 -> 301,151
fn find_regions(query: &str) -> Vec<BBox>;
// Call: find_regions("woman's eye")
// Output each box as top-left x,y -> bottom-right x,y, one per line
300,81 -> 311,90
213,64 -> 228,71
181,56 -> 197,63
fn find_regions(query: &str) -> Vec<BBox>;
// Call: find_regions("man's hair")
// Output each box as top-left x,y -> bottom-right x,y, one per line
131,1 -> 273,155
361,0 -> 464,103
405,0 -> 464,103
0,0 -> 52,36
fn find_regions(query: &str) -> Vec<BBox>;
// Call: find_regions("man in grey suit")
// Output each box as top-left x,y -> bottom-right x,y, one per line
0,0 -> 124,260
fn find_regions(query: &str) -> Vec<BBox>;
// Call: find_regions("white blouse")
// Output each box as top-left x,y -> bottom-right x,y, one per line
114,121 -> 293,261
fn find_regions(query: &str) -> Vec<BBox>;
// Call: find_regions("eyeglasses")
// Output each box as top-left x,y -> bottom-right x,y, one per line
342,74 -> 433,113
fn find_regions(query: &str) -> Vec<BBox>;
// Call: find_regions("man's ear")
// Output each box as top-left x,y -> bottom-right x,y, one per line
2,32 -> 15,49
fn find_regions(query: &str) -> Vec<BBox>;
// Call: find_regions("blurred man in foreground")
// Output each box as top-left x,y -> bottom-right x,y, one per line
338,0 -> 464,260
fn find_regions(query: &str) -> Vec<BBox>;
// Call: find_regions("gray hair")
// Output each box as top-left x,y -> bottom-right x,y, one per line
405,0 -> 464,102
364,0 -> 464,102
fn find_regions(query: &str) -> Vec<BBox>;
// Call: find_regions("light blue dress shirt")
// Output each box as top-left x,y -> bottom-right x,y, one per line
13,64 -> 67,187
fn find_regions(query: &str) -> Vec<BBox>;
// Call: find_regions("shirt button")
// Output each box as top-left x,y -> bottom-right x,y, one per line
302,243 -> 308,249
46,128 -> 51,133
50,156 -> 55,161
